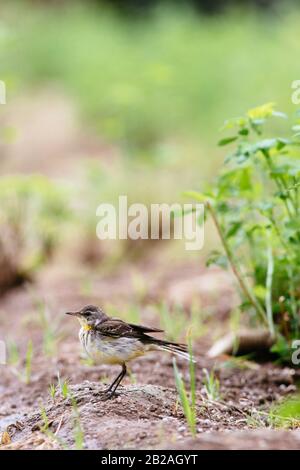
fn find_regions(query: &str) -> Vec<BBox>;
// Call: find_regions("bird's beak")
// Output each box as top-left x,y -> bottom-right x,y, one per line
65,311 -> 80,317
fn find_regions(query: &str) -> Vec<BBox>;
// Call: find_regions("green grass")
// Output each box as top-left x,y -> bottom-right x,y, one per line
157,301 -> 206,342
1,3 -> 300,156
57,373 -> 70,399
202,367 -> 220,401
268,395 -> 300,428
8,339 -> 33,384
173,336 -> 197,436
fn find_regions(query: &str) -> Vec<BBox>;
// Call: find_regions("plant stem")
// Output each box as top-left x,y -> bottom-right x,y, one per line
206,201 -> 268,326
265,242 -> 275,337
262,150 -> 294,217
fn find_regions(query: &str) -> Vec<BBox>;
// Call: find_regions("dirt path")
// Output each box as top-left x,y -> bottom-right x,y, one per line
0,260 -> 299,450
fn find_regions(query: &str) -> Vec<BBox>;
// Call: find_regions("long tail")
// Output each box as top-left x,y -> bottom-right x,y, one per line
150,338 -> 196,362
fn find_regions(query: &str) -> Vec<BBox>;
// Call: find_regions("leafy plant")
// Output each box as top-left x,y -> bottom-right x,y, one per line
187,103 -> 300,361
173,337 -> 197,436
0,175 -> 70,291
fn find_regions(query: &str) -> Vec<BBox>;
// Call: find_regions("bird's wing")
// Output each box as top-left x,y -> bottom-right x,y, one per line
95,319 -> 163,338
127,323 -> 164,334
95,319 -> 137,338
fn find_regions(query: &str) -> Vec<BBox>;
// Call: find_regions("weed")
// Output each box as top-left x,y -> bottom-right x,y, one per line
49,384 -> 56,401
70,396 -> 85,450
25,340 -> 33,385
187,103 -> 300,361
0,175 -> 70,285
173,337 -> 197,436
104,302 -> 141,325
9,340 -> 33,384
202,368 -> 220,401
157,301 -> 205,342
268,395 -> 300,428
57,372 -> 70,399
39,405 -> 68,450
27,292 -> 64,357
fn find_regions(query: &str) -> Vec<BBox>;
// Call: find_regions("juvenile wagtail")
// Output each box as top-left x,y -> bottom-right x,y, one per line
66,305 -> 191,400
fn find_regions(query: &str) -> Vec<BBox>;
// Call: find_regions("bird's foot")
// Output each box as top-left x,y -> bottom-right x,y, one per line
96,388 -> 119,401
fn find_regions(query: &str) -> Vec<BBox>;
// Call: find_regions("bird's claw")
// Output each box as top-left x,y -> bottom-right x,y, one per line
96,389 -> 119,401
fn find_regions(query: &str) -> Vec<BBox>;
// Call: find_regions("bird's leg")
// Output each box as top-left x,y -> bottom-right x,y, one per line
100,363 -> 127,400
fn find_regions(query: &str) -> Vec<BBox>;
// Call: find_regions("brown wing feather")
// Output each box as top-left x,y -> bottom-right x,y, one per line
127,323 -> 164,334
95,318 -> 163,338
95,319 -> 133,337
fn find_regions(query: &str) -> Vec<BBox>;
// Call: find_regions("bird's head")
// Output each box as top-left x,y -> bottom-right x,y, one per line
65,305 -> 107,329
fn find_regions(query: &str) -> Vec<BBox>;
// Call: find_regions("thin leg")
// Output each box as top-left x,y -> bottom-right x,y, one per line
107,366 -> 125,392
100,363 -> 127,400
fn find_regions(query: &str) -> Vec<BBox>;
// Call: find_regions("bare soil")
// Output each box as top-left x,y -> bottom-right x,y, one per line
0,259 -> 299,450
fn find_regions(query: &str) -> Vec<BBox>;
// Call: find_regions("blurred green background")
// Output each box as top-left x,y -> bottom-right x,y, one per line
0,0 -> 299,284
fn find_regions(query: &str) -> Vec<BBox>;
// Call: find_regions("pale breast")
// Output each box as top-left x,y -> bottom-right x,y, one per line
79,328 -> 146,365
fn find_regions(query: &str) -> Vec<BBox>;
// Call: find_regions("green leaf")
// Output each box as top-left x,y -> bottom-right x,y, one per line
183,190 -> 209,203
238,128 -> 249,136
218,136 -> 238,146
206,250 -> 228,269
225,221 -> 243,239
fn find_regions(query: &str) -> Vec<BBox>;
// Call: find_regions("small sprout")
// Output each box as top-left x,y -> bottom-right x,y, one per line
57,372 -> 70,399
173,337 -> 197,436
203,368 -> 220,401
9,340 -> 34,384
49,383 -> 56,401
268,395 -> 300,428
70,396 -> 84,450
25,340 -> 33,385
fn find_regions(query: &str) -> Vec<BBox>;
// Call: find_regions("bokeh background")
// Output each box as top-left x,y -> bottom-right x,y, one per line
0,0 -> 299,291
1,1 -> 300,451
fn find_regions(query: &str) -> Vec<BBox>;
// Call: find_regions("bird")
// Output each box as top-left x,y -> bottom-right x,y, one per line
66,304 -> 192,400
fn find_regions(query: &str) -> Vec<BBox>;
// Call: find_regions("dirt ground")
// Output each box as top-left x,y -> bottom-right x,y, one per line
0,93 -> 299,450
0,258 -> 300,450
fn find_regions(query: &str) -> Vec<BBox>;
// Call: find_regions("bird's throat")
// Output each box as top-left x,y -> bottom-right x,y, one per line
83,324 -> 93,332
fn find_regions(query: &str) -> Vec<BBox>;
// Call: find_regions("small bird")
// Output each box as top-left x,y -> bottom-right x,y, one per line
66,304 -> 191,400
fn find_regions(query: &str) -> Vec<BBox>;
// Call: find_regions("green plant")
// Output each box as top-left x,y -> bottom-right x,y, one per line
104,302 -> 141,325
30,294 -> 64,357
3,4 -> 300,154
40,393 -> 84,449
202,367 -> 220,401
187,103 -> 300,361
157,301 -> 206,342
70,396 -> 85,450
159,302 -> 187,342
49,383 -> 56,401
268,395 -> 300,428
57,373 -> 70,399
0,175 -> 70,290
9,340 -> 33,384
39,405 -> 68,450
7,340 -> 20,366
173,337 -> 196,436
25,340 -> 33,385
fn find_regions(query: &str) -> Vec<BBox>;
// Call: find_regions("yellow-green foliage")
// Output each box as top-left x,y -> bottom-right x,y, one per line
0,175 -> 70,276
